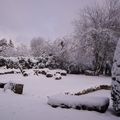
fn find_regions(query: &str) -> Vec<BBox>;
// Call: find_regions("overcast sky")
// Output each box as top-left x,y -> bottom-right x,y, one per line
0,0 -> 103,44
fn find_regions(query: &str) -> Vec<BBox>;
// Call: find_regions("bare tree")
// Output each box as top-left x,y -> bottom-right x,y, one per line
0,38 -> 8,56
73,0 -> 120,75
16,44 -> 30,57
30,37 -> 51,57
4,40 -> 16,57
52,36 -> 72,70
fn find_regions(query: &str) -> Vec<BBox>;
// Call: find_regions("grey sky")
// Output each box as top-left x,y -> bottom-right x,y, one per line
0,0 -> 103,44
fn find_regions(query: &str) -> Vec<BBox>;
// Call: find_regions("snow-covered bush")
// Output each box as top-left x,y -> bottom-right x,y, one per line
111,39 -> 120,115
0,56 -> 66,73
54,73 -> 62,80
47,94 -> 109,113
18,57 -> 30,69
6,58 -> 18,69
0,56 -> 6,67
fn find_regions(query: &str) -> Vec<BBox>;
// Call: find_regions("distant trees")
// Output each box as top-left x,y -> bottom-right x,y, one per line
16,44 -> 30,57
4,40 -> 16,57
0,39 -> 16,57
30,37 -> 51,57
0,39 -> 30,57
0,38 -> 8,56
51,37 -> 72,70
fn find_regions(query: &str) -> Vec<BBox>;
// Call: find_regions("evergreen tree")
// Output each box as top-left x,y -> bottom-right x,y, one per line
111,39 -> 120,115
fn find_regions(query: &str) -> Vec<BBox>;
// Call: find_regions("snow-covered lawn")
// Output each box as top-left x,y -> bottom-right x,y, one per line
0,73 -> 119,120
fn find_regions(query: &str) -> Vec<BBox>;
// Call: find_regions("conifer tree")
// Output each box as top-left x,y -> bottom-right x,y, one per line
111,39 -> 120,115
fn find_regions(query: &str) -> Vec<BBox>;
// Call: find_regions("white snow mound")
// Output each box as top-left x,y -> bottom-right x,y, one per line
47,94 -> 109,113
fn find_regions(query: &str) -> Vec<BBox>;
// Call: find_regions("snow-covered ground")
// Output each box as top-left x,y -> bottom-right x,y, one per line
0,73 -> 119,120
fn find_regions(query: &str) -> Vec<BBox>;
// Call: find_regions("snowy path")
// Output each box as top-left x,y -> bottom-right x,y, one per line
0,74 -> 119,120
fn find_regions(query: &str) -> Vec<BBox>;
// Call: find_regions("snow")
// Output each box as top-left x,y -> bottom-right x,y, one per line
0,68 -> 20,74
0,74 -> 111,96
0,72 -> 119,120
3,81 -> 15,92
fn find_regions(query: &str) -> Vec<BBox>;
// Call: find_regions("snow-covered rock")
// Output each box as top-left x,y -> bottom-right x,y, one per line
55,69 -> 67,76
60,70 -> 67,76
46,71 -> 53,78
41,68 -> 49,75
55,73 -> 62,80
47,94 -> 109,113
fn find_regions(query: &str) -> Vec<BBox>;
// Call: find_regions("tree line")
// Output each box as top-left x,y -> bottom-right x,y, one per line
0,0 -> 120,75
